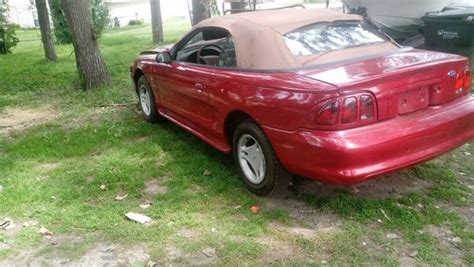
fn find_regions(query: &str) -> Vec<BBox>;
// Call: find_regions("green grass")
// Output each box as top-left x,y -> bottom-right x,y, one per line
0,18 -> 473,265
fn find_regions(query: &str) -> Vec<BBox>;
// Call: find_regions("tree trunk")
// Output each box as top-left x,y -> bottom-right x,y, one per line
150,0 -> 163,44
192,0 -> 210,26
60,0 -> 110,90
35,0 -> 57,61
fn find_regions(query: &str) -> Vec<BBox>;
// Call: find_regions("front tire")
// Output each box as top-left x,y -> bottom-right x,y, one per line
233,120 -> 292,196
137,76 -> 163,123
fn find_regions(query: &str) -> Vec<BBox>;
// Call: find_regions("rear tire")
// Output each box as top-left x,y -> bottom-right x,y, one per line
137,76 -> 163,123
233,120 -> 292,196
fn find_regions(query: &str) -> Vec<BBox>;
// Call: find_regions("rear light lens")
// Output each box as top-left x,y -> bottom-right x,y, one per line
314,93 -> 376,129
464,68 -> 471,91
315,100 -> 339,125
360,95 -> 375,121
456,72 -> 464,90
342,97 -> 357,124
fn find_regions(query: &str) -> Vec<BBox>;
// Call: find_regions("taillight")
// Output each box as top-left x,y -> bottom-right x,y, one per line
464,68 -> 472,91
315,100 -> 339,125
456,72 -> 464,90
342,97 -> 357,124
360,95 -> 375,121
314,93 -> 376,129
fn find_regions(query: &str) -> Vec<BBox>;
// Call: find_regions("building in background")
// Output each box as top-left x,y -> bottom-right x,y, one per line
3,0 -> 337,28
4,0 -> 38,28
105,0 -> 191,26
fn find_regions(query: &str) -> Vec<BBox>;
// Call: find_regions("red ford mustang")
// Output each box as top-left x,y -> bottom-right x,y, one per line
130,9 -> 474,196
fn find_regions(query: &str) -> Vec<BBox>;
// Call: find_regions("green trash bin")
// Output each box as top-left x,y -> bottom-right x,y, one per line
422,8 -> 474,48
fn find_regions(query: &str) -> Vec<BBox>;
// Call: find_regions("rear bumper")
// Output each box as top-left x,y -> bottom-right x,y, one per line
264,96 -> 474,185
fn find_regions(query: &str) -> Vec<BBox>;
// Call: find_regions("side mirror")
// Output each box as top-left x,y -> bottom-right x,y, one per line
156,51 -> 172,64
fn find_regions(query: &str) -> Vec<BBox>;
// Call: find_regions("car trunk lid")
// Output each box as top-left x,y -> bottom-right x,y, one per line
298,48 -> 470,120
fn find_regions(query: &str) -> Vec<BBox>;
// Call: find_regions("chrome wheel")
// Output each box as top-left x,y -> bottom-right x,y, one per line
139,85 -> 151,116
237,134 -> 266,185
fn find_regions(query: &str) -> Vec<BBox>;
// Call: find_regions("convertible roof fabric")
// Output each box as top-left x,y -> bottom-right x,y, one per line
195,8 -> 398,70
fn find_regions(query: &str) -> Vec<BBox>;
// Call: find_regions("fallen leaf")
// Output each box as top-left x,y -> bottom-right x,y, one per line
39,227 -> 53,238
125,212 -> 152,224
203,169 -> 212,176
380,208 -> 391,221
139,200 -> 153,209
146,261 -> 157,267
409,250 -> 418,258
386,233 -> 398,239
451,237 -> 462,243
100,184 -> 107,191
115,191 -> 128,201
211,227 -> 217,233
234,205 -> 242,209
22,220 -> 38,228
0,218 -> 15,231
348,185 -> 359,194
202,247 -> 216,258
463,152 -> 471,156
250,205 -> 261,214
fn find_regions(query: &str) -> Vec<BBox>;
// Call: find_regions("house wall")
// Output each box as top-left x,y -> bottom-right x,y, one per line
5,0 -> 38,28
106,0 -> 191,26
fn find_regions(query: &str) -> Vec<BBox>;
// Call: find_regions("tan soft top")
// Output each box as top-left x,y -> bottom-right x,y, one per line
194,8 -> 399,70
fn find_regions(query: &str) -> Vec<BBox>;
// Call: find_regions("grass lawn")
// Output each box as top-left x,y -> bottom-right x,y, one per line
0,17 -> 473,266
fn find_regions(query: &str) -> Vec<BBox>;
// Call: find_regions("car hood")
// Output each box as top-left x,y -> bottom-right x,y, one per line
140,44 -> 174,55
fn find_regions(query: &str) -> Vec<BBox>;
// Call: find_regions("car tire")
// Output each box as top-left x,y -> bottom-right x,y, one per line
233,120 -> 292,196
137,76 -> 163,123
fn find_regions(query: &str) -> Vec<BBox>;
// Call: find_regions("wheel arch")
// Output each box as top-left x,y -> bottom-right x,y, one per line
224,110 -> 257,148
133,68 -> 145,94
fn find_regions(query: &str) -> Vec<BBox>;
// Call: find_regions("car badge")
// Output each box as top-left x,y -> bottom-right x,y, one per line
447,70 -> 457,78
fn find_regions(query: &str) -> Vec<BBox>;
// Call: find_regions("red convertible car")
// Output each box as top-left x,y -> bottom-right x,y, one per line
130,9 -> 473,196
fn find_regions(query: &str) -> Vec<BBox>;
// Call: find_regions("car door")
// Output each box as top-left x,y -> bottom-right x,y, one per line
156,28 -> 233,137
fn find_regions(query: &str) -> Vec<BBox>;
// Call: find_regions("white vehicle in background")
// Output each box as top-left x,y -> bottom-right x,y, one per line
342,0 -> 473,39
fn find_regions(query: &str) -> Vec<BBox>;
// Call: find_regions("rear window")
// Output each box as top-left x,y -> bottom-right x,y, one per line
284,21 -> 387,56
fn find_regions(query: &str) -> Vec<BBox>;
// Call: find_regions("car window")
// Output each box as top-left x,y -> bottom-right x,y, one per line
284,21 -> 387,56
175,28 -> 231,65
218,36 -> 237,68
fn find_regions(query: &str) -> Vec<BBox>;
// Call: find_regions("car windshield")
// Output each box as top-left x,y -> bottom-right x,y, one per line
284,21 -> 387,56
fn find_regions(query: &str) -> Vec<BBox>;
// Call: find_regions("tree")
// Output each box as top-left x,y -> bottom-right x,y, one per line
191,0 -> 210,26
0,4 -> 19,54
150,0 -> 163,44
35,0 -> 57,61
60,0 -> 111,89
50,0 -> 109,45
48,0 -> 71,44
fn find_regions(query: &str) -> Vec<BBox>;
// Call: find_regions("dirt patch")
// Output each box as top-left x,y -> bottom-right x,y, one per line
35,162 -> 60,172
256,236 -> 298,264
293,171 -> 433,199
425,225 -> 464,265
0,106 -> 59,135
143,179 -> 168,196
263,197 -> 341,230
63,104 -> 133,130
177,228 -> 201,239
160,246 -> 218,265
0,239 -> 149,267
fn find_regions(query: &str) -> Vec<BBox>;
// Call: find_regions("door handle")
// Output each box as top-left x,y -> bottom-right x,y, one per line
195,83 -> 206,93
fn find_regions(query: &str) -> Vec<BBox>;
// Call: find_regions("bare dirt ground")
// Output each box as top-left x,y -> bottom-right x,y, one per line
0,106 -> 59,135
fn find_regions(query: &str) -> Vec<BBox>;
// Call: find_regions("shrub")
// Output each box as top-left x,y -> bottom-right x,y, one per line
49,0 -> 110,45
0,5 -> 19,54
128,19 -> 144,26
